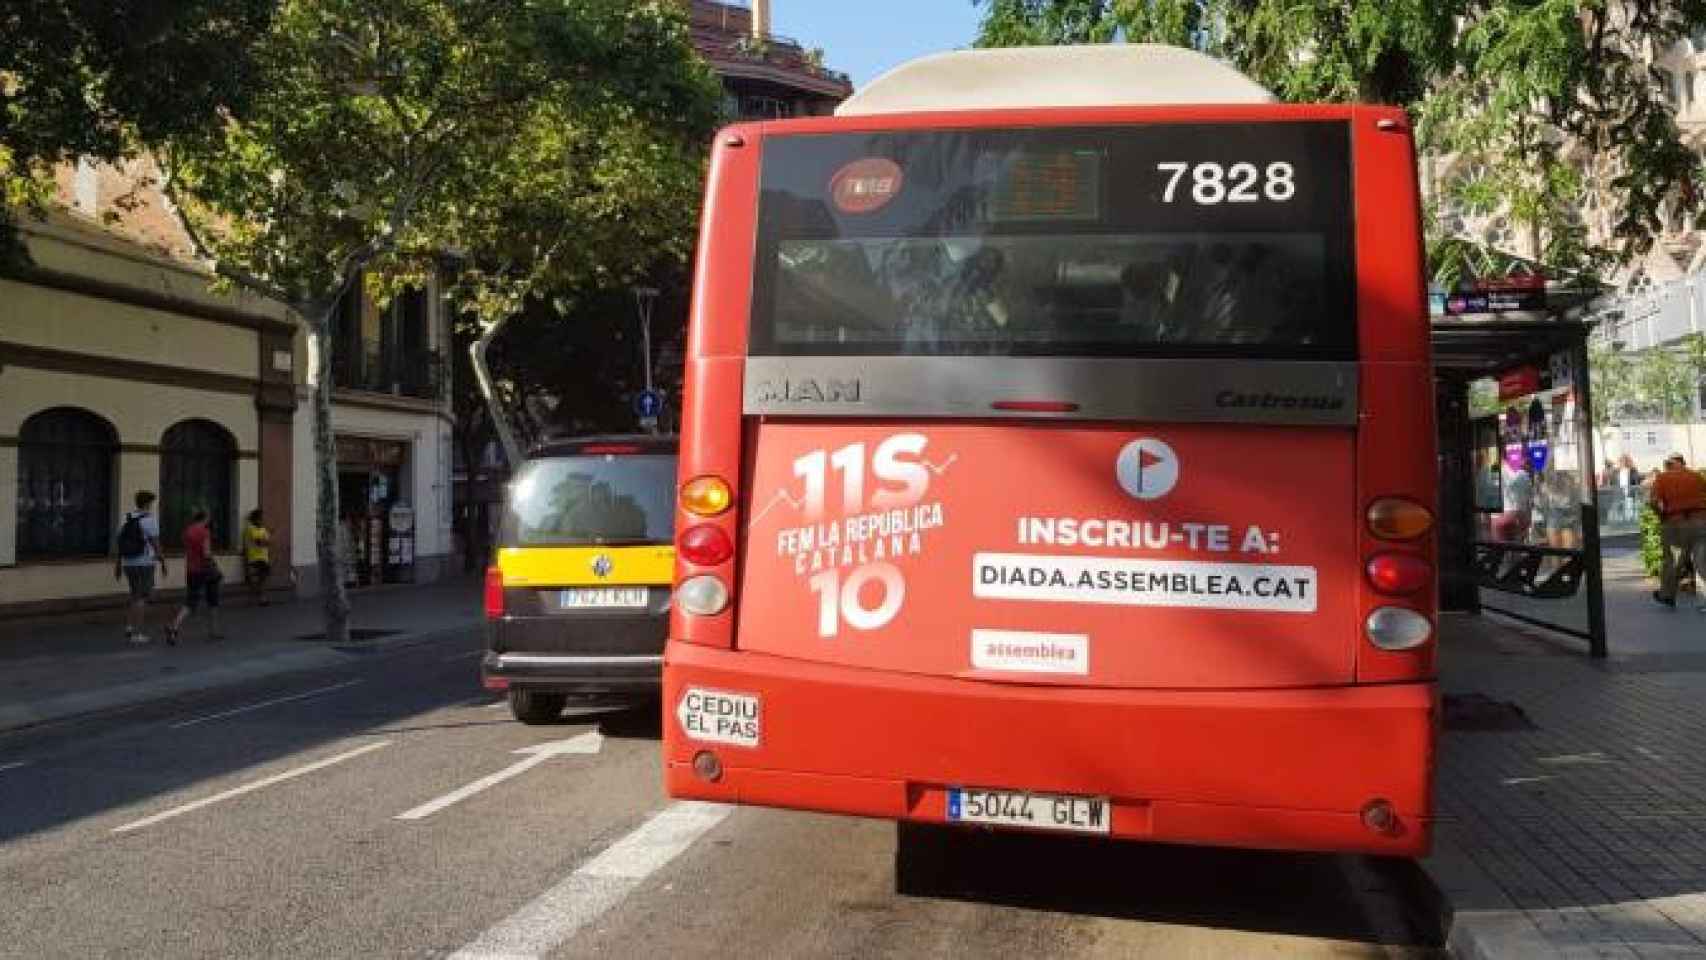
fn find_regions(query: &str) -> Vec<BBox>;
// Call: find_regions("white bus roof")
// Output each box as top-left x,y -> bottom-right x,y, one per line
837,44 -> 1276,117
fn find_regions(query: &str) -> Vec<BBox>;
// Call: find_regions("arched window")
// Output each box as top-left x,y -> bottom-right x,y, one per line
161,420 -> 236,549
16,408 -> 117,559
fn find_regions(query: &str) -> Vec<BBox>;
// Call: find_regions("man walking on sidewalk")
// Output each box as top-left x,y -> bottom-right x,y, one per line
1651,454 -> 1706,611
166,508 -> 223,645
113,490 -> 167,643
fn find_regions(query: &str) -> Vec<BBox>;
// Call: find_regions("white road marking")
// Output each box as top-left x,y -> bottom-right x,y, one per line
450,801 -> 732,959
0,762 -> 28,774
112,740 -> 391,834
170,679 -> 363,729
394,733 -> 604,821
484,701 -> 509,710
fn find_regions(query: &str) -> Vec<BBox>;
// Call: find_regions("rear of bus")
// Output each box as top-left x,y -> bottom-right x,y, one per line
665,54 -> 1437,857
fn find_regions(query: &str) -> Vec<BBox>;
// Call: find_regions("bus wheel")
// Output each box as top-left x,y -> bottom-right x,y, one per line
894,820 -> 958,897
509,689 -> 566,725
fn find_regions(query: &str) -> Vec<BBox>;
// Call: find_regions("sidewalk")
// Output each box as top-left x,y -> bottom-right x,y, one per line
0,576 -> 482,734
1428,546 -> 1706,958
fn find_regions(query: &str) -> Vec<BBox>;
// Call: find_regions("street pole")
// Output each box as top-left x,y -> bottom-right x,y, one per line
633,286 -> 658,393
633,286 -> 659,433
470,315 -> 522,469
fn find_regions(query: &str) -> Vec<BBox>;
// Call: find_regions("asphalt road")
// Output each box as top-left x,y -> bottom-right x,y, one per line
0,628 -> 1444,958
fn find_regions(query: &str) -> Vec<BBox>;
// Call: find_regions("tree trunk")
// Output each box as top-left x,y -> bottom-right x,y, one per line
310,310 -> 353,643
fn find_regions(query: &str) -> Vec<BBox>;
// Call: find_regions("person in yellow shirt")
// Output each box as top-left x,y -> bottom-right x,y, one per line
241,509 -> 273,606
1650,455 -> 1706,609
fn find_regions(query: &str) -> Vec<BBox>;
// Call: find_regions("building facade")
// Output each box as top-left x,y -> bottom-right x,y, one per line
688,0 -> 853,120
1,158 -> 457,614
291,275 -> 457,595
0,207 -> 296,613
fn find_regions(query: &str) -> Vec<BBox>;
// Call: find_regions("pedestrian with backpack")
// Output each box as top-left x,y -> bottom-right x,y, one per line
114,490 -> 167,644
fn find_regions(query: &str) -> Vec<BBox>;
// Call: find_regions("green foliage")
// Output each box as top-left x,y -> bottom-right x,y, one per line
973,0 -> 1706,277
163,0 -> 720,320
0,0 -> 275,262
1587,343 -> 1635,428
158,0 -> 720,639
1635,347 -> 1696,423
1642,503 -> 1663,577
976,0 -> 1122,46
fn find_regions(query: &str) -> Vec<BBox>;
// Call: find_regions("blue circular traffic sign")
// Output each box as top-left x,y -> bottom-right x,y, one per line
633,389 -> 666,419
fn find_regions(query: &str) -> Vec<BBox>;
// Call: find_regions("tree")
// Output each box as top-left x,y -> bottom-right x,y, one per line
1636,346 -> 1695,424
973,0 -> 1706,279
163,0 -> 719,641
1587,342 -> 1636,430
0,0 -> 275,261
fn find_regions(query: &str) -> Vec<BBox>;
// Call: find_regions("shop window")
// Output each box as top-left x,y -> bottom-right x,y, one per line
161,419 -> 236,549
16,407 -> 117,559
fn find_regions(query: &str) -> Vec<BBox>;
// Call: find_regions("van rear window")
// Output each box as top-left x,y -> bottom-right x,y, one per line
502,455 -> 676,546
750,122 -> 1355,360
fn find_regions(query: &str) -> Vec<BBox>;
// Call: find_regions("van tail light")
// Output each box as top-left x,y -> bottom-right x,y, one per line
1366,553 -> 1430,595
484,565 -> 504,619
1367,497 -> 1433,541
679,524 -> 734,567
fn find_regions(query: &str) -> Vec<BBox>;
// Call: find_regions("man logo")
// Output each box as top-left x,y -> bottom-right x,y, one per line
591,554 -> 614,579
753,378 -> 862,404
1116,438 -> 1179,500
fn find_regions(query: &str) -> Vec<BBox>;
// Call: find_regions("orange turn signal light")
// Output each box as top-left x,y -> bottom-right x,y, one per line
681,475 -> 733,517
1367,498 -> 1433,541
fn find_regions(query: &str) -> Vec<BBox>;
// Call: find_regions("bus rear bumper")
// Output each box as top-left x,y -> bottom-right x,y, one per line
663,642 -> 1436,857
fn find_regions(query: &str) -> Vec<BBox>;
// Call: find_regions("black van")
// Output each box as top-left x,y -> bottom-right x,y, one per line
481,435 -> 677,724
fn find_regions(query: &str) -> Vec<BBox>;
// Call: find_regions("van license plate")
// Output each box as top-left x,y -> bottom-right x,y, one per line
947,787 -> 1110,834
559,588 -> 648,609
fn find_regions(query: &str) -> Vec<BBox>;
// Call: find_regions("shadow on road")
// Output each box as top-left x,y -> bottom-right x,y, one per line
0,633 -> 503,844
895,822 -> 1443,948
592,700 -> 663,741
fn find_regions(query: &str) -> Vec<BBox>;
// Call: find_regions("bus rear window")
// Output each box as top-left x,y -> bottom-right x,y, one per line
501,455 -> 676,546
750,122 -> 1355,360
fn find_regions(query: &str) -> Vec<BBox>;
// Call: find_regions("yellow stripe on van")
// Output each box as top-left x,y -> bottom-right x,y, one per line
496,545 -> 676,587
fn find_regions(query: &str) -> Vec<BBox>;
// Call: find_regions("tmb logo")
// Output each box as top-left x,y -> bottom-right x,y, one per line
753,378 -> 862,404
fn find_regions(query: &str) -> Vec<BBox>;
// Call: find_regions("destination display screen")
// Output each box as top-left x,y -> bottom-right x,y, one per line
751,122 -> 1356,359
976,148 -> 1102,223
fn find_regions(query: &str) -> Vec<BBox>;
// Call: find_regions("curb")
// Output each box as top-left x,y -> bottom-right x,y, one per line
0,621 -> 478,736
1421,823 -> 1550,959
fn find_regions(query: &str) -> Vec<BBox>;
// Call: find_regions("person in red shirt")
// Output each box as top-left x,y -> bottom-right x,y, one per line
166,508 -> 224,644
1651,455 -> 1706,609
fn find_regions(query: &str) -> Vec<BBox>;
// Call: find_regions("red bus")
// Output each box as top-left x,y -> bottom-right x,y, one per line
664,45 -> 1437,857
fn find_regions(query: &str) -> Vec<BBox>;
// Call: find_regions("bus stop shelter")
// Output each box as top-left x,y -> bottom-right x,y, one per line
1433,314 -> 1609,657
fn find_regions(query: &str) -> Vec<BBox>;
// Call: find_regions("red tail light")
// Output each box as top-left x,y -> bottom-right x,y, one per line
484,565 -> 504,619
1366,553 -> 1430,595
679,524 -> 734,567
